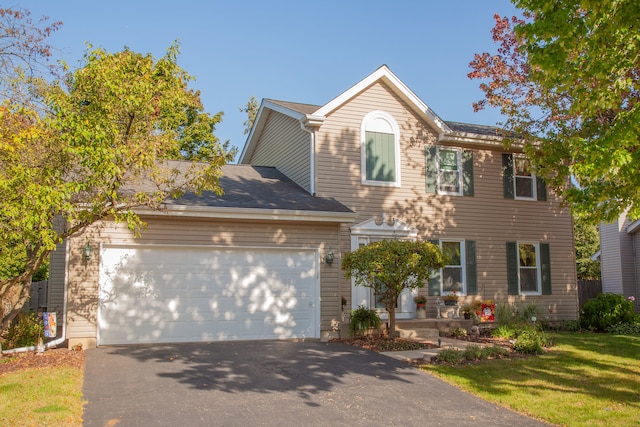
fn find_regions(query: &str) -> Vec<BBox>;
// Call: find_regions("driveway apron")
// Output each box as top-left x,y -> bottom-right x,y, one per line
82,340 -> 550,426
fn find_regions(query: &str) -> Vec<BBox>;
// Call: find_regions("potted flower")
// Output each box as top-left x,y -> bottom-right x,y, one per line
413,295 -> 427,306
414,295 -> 427,319
461,304 -> 473,319
442,291 -> 458,306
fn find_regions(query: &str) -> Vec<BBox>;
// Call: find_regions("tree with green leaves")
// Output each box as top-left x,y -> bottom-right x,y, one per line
574,213 -> 601,280
240,95 -> 259,135
0,37 -> 234,334
341,240 -> 444,338
469,0 -> 640,223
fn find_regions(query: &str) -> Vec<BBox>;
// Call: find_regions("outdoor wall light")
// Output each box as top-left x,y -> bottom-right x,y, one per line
84,241 -> 92,262
324,249 -> 334,265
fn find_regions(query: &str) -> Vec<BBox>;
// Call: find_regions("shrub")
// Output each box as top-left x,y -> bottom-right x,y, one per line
492,325 -> 516,339
514,302 -> 548,327
513,327 -> 550,354
495,301 -> 517,326
580,293 -> 638,332
484,345 -> 511,358
606,323 -> 640,335
436,348 -> 464,364
462,345 -> 484,361
451,327 -> 467,338
1,311 -> 44,349
560,320 -> 582,332
349,306 -> 381,335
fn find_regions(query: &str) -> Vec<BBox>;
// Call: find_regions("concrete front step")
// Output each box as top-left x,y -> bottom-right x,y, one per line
395,327 -> 440,340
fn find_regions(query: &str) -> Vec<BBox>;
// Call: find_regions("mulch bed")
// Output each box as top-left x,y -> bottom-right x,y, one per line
0,347 -> 85,376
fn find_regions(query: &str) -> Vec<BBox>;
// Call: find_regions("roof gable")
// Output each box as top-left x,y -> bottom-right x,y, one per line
315,65 -> 449,133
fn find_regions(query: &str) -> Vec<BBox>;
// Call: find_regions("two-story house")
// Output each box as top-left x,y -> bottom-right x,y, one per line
239,65 -> 577,322
49,65 -> 578,349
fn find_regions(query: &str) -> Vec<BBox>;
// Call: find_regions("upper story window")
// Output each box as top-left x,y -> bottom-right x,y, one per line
425,146 -> 474,196
502,153 -> 547,201
514,155 -> 536,199
361,111 -> 400,187
438,148 -> 463,195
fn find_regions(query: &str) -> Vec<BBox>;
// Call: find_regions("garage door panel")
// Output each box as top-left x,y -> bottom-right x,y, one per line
99,246 -> 318,345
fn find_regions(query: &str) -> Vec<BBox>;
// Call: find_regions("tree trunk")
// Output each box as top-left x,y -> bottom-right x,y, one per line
0,277 -> 32,334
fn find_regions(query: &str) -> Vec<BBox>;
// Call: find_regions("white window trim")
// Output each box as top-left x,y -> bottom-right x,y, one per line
360,110 -> 401,188
437,147 -> 463,196
517,241 -> 542,295
439,239 -> 466,295
513,154 -> 537,201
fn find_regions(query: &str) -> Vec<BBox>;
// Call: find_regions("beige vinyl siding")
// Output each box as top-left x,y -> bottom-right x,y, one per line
248,110 -> 311,192
316,81 -> 578,321
66,217 -> 341,345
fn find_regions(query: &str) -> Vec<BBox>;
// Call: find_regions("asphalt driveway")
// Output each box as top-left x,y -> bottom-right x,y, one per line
82,340 -> 550,426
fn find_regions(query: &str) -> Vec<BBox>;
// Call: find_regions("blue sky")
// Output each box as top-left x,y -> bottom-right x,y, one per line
21,1 -> 519,159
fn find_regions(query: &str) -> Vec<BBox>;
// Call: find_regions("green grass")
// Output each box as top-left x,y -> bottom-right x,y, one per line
422,332 -> 640,426
0,366 -> 84,426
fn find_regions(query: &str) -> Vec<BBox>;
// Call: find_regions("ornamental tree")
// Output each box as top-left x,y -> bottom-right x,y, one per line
0,41 -> 234,335
469,1 -> 640,223
341,239 -> 444,338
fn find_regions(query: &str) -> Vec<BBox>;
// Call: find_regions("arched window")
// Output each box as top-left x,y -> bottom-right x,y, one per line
361,111 -> 400,186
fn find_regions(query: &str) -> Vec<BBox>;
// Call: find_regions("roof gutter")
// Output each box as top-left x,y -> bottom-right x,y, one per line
136,205 -> 356,223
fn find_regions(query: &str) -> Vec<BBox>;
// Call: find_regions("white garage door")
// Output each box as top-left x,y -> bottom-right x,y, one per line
98,245 -> 319,345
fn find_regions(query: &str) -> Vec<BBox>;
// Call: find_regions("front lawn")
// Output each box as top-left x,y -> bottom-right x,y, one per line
0,349 -> 84,426
422,332 -> 640,426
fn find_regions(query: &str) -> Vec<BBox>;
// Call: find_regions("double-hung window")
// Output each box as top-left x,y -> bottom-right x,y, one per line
428,239 -> 477,296
506,241 -> 552,295
503,153 -> 547,201
441,240 -> 464,293
425,146 -> 474,196
438,148 -> 462,195
518,242 -> 540,294
514,155 -> 536,199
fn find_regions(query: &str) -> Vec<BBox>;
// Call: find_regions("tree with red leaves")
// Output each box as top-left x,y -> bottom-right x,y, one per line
469,1 -> 640,223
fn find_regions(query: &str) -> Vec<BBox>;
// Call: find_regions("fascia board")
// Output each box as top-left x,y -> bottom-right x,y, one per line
315,65 -> 449,133
135,206 -> 356,223
238,100 -> 308,163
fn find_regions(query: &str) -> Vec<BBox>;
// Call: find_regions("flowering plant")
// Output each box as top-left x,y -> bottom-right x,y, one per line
442,291 -> 459,302
414,295 -> 427,304
629,296 -> 636,302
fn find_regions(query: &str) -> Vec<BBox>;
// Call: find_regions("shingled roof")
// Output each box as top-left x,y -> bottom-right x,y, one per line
165,164 -> 353,213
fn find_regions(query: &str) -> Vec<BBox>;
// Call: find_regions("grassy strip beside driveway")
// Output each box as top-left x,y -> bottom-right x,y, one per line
0,363 -> 83,426
422,332 -> 640,426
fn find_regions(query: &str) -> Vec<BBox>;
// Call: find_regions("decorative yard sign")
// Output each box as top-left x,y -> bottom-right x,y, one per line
43,312 -> 57,338
480,303 -> 495,322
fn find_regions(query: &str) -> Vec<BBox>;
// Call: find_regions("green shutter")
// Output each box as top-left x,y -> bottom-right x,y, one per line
506,241 -> 519,295
536,177 -> 547,201
503,154 -> 514,199
540,243 -> 552,295
425,146 -> 437,193
462,149 -> 474,196
427,239 -> 440,295
465,240 -> 477,295
366,131 -> 395,182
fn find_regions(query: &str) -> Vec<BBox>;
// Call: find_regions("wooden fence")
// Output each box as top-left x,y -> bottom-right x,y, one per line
577,280 -> 602,309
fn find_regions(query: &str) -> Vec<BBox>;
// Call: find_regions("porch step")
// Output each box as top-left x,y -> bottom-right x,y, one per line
395,327 -> 440,340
